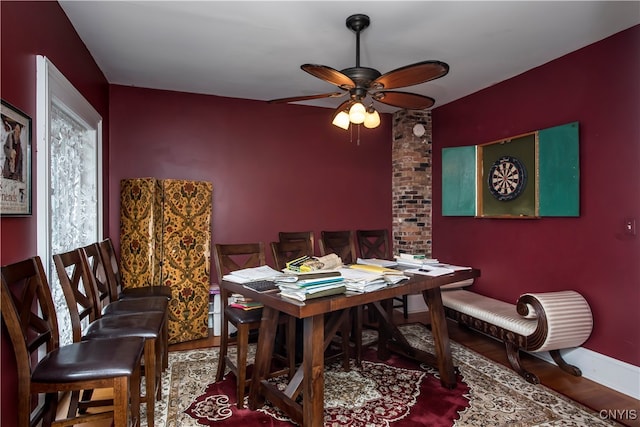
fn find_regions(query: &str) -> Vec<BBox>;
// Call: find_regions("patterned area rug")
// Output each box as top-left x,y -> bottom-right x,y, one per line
144,324 -> 619,427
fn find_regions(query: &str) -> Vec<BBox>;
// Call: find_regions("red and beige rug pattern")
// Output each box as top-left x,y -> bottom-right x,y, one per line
145,324 -> 620,427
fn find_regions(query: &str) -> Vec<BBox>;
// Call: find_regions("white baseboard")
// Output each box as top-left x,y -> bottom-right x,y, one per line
403,295 -> 640,399
531,347 -> 640,400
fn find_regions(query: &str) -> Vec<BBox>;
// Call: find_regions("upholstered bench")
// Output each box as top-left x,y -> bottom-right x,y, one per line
441,289 -> 593,384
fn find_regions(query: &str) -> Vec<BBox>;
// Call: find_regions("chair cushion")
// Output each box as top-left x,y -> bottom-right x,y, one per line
83,312 -> 164,340
224,305 -> 263,325
32,337 -> 144,383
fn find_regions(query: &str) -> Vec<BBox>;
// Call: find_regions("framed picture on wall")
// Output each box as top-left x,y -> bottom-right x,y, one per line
1,100 -> 32,216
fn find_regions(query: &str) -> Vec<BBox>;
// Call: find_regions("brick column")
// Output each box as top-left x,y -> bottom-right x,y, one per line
391,110 -> 433,256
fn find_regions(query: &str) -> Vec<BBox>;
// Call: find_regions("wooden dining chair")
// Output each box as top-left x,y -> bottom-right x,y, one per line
318,230 -> 364,363
99,237 -> 172,300
278,231 -> 315,252
53,247 -> 164,426
271,239 -> 314,270
84,242 -> 169,371
356,229 -> 408,319
214,242 -> 295,408
319,230 -> 357,264
356,229 -> 391,260
84,243 -> 168,315
1,256 -> 144,427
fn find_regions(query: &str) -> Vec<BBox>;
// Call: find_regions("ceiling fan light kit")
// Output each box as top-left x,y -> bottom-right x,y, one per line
332,110 -> 351,130
363,105 -> 381,129
349,102 -> 366,124
269,13 -> 449,134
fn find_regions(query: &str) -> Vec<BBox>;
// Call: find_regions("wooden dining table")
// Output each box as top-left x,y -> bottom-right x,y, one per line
221,267 -> 480,427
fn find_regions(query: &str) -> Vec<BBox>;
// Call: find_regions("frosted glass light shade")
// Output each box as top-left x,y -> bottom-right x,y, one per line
348,102 -> 366,124
332,111 -> 351,130
363,109 -> 380,129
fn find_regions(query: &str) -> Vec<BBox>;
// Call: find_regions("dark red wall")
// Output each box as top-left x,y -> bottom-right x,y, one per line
1,3 -> 638,422
432,25 -> 640,366
108,86 -> 393,273
0,2 -> 112,425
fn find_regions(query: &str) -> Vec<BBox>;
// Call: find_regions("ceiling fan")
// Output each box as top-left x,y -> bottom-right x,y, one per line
269,13 -> 449,129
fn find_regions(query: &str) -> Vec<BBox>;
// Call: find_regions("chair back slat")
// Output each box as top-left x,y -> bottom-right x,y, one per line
53,248 -> 101,342
83,243 -> 112,310
356,229 -> 391,259
98,238 -> 124,301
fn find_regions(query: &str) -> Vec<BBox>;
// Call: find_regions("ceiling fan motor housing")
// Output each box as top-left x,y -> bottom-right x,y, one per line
341,67 -> 382,92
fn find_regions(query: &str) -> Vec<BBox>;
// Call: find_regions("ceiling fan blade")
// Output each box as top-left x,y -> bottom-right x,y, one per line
373,91 -> 435,110
302,64 -> 356,89
372,60 -> 449,90
268,92 -> 346,104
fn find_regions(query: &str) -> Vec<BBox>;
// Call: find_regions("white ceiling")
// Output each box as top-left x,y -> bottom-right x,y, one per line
59,1 -> 639,113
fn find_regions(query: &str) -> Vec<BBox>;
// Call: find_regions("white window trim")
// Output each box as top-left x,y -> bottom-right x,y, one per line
35,55 -> 103,278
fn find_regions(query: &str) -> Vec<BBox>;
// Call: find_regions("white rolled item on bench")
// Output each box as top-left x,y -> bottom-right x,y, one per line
520,291 -> 593,352
441,289 -> 593,383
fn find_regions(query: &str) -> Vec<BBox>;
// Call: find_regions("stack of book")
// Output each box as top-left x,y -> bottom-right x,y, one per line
275,271 -> 346,301
285,254 -> 342,273
229,294 -> 263,310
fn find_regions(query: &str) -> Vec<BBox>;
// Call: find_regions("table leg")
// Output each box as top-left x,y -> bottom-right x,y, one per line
422,287 -> 457,388
303,314 -> 324,427
376,298 -> 393,360
248,306 -> 279,410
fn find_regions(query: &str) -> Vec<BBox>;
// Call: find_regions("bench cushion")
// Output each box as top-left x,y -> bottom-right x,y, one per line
442,289 -> 537,337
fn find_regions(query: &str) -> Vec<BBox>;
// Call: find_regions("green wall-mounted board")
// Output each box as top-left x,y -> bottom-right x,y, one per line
442,145 -> 476,216
538,122 -> 580,216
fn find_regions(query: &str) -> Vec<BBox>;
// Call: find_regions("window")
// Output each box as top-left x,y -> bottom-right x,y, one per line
36,56 -> 102,345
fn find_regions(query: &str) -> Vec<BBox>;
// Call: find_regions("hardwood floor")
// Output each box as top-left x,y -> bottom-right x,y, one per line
171,310 -> 639,427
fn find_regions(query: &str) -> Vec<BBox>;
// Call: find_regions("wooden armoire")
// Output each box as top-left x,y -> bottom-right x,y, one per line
120,178 -> 213,344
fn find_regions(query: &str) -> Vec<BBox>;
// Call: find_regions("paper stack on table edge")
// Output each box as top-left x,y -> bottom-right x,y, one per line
223,265 -> 284,283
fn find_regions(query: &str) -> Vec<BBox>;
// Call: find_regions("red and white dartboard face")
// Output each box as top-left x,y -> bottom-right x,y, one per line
487,156 -> 527,201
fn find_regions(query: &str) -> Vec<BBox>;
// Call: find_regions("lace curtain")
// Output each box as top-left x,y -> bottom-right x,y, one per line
49,104 -> 98,346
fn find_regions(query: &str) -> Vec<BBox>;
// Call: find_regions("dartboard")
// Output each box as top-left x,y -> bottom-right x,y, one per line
487,156 -> 527,201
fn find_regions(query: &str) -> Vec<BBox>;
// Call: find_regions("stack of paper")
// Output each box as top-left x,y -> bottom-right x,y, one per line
350,263 -> 404,276
223,265 -> 284,283
338,266 -> 408,293
277,274 -> 346,301
406,263 -> 472,277
356,258 -> 398,268
394,254 -> 440,268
